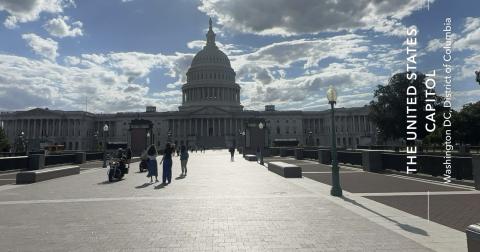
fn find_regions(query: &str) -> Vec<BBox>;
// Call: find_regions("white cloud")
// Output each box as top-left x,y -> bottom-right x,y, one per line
0,0 -> 72,28
21,33 -> 58,61
456,17 -> 480,51
199,0 -> 430,36
43,15 -> 83,38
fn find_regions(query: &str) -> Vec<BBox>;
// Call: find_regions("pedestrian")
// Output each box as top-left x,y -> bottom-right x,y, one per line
180,145 -> 189,176
125,147 -> 132,168
146,145 -> 158,183
160,143 -> 173,184
229,146 -> 235,162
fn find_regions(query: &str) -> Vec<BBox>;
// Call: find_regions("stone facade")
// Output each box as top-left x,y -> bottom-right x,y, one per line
0,19 -> 377,154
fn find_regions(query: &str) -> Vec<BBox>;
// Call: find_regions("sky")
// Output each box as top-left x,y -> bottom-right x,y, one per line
0,0 -> 479,113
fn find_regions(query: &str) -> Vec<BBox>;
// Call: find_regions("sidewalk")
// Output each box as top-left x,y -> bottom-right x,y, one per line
0,150 -> 459,251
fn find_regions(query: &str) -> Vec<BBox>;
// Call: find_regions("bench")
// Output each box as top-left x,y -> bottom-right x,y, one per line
245,154 -> 257,161
16,165 -> 80,184
268,161 -> 302,178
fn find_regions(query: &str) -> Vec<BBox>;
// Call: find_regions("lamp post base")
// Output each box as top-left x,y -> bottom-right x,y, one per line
330,186 -> 343,197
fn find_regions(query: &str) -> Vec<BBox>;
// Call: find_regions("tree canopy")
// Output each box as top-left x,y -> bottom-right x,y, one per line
369,72 -> 445,141
452,101 -> 480,145
0,127 -> 10,152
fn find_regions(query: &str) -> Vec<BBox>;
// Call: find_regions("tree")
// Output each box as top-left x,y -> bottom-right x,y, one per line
369,72 -> 446,141
0,127 -> 10,152
452,101 -> 480,145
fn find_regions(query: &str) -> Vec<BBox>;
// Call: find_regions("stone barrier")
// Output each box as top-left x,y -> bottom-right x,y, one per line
294,148 -> 304,160
318,149 -> 331,164
74,152 -> 86,164
268,161 -> 302,178
467,223 -> 480,252
473,155 -> 480,190
16,165 -> 80,184
244,154 -> 257,161
362,150 -> 384,173
28,154 -> 45,170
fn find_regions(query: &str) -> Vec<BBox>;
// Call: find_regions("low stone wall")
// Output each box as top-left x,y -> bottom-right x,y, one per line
86,152 -> 104,161
0,156 -> 29,171
45,154 -> 77,166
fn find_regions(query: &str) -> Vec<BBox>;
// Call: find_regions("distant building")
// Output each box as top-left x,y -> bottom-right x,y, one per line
0,19 -> 377,155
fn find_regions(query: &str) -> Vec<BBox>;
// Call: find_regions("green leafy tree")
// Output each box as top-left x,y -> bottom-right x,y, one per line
0,127 -> 10,152
369,72 -> 445,141
452,101 -> 480,145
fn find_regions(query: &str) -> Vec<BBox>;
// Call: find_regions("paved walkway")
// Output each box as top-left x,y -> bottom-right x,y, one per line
0,151 -> 465,251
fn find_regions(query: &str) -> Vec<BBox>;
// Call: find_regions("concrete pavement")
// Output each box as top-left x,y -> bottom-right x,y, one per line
0,150 -> 463,251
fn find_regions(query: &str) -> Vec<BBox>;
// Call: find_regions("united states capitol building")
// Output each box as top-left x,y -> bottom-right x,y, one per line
0,19 -> 377,155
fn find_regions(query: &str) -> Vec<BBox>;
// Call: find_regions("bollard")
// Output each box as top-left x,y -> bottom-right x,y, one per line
28,154 -> 45,170
466,223 -> 480,252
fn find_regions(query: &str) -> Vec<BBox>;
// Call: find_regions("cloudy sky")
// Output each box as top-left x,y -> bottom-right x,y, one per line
0,0 -> 479,113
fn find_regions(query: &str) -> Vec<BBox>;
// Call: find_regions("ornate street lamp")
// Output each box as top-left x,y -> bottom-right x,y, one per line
258,122 -> 264,165
475,70 -> 480,85
102,124 -> 109,168
327,86 -> 342,197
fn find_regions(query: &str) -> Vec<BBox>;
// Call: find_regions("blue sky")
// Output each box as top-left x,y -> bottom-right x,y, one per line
0,0 -> 479,113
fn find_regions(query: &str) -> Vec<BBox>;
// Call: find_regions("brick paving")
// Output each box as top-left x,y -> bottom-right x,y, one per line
0,150 -> 433,251
302,172 -> 467,193
263,155 -> 479,236
366,194 -> 480,231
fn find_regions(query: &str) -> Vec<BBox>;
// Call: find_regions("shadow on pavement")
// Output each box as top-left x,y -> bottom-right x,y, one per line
342,196 -> 429,236
154,183 -> 166,189
175,175 -> 185,180
135,183 -> 152,189
97,181 -> 111,185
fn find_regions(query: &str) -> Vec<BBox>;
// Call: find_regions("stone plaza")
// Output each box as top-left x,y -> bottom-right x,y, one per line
0,150 -> 475,251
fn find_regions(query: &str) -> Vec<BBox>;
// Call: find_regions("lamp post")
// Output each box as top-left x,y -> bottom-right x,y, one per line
327,86 -> 342,197
239,130 -> 246,157
308,131 -> 313,146
167,130 -> 172,143
93,131 -> 98,151
258,122 -> 264,165
146,131 -> 150,148
102,124 -> 109,168
475,70 -> 480,85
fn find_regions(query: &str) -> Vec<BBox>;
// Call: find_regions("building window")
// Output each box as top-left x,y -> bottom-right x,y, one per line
276,126 -> 280,134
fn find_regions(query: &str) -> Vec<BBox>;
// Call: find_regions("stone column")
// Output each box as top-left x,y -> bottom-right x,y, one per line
212,118 -> 216,136
207,118 -> 210,136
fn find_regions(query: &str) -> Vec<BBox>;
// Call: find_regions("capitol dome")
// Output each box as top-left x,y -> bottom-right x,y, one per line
179,18 -> 242,112
190,44 -> 231,68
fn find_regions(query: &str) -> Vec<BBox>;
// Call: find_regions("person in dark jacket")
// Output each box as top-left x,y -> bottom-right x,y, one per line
229,147 -> 235,162
160,143 -> 173,184
180,145 -> 189,176
146,145 -> 158,183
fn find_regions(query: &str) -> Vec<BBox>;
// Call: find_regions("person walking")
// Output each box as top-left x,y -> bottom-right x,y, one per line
125,147 -> 132,168
160,143 -> 173,184
229,146 -> 235,162
145,145 -> 158,183
180,145 -> 189,176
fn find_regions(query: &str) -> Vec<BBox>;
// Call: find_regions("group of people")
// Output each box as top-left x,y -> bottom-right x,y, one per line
142,143 -> 189,184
